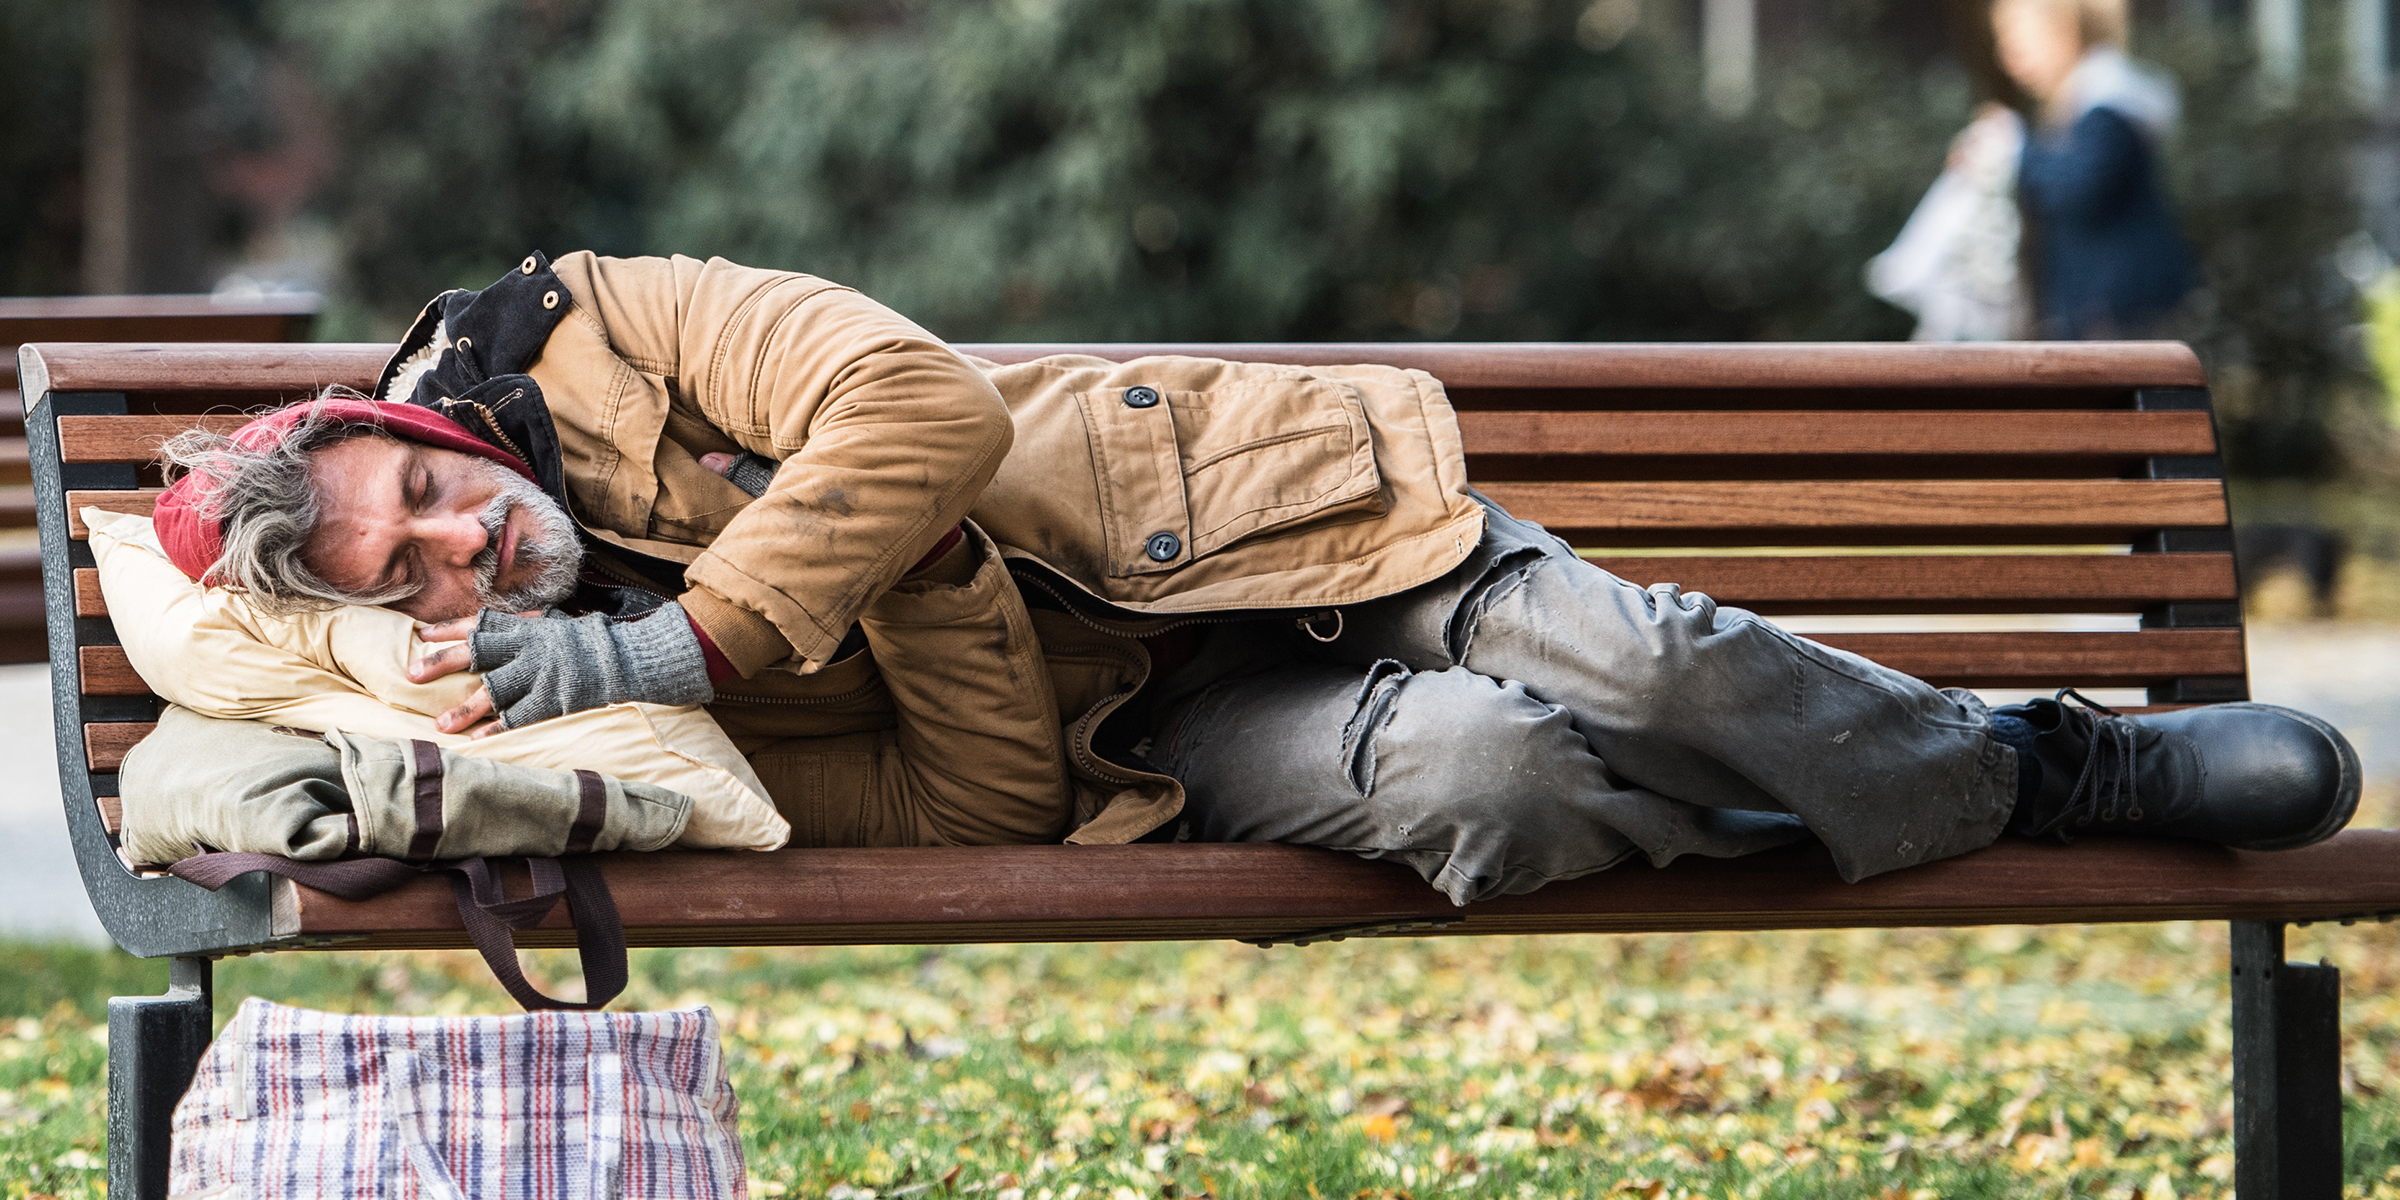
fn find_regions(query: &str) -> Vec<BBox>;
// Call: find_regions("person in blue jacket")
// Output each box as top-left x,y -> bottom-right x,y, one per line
1994,0 -> 2197,338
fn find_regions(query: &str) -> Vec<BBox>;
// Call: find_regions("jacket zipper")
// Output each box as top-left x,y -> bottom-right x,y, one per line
710,677 -> 883,707
1065,676 -> 1153,786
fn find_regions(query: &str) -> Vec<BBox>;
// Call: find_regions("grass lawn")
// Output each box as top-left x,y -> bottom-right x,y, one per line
5,922 -> 2400,1198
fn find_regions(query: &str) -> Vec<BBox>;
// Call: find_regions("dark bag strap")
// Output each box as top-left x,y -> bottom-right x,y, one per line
444,856 -> 627,1011
168,851 -> 628,1012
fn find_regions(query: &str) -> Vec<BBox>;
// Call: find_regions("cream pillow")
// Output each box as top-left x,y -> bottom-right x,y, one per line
85,508 -> 788,851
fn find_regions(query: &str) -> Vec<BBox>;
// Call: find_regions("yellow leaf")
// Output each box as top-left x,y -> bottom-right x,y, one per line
1363,1113 -> 1399,1142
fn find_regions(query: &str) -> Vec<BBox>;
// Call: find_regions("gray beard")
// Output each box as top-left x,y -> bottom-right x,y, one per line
468,462 -> 584,611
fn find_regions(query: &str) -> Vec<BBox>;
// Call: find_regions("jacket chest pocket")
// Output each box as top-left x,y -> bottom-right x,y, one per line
1076,373 -> 1384,578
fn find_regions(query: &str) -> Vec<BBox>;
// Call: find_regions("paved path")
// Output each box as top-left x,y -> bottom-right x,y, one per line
0,665 -> 105,941
2,625 -> 2395,942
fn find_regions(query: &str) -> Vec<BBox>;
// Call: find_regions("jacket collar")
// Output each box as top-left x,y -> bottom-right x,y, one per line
375,251 -> 577,505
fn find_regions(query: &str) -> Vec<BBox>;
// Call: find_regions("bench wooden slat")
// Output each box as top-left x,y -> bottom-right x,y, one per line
1589,553 -> 2237,611
72,630 -> 2239,712
25,341 -> 2209,397
64,556 -> 2236,623
74,569 -> 104,618
84,722 -> 150,772
1459,410 -> 2218,459
269,832 -> 2400,949
24,342 -> 384,396
57,414 -> 251,463
97,795 -> 121,836
65,480 -> 2228,542
1810,629 -> 2243,686
63,555 -> 2240,622
64,489 -> 165,537
958,342 -> 2208,391
56,410 -> 2221,466
1480,479 -> 2225,540
79,647 -> 148,696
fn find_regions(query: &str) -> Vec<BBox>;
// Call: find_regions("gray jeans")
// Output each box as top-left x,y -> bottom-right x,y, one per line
1145,498 -> 2017,904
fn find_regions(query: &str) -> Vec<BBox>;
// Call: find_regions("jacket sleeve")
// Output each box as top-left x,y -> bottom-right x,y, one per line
552,252 -> 1015,675
744,525 -> 1075,847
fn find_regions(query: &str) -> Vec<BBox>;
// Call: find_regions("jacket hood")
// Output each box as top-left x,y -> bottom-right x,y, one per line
2060,46 -> 2179,140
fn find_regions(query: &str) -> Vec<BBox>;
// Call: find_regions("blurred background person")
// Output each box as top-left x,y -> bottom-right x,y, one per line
1865,101 -> 2031,342
1996,0 -> 2196,339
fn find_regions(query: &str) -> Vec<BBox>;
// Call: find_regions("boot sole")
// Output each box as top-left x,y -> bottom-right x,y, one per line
2206,702 -> 2363,851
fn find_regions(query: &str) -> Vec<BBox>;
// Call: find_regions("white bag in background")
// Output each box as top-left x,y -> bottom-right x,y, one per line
1866,105 -> 2030,343
170,998 -> 748,1199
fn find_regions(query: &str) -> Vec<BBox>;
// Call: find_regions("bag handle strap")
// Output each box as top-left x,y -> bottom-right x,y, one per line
170,852 -> 628,1011
446,856 -> 628,1011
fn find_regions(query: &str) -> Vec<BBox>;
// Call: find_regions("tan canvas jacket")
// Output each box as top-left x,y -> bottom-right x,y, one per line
507,252 -> 1484,845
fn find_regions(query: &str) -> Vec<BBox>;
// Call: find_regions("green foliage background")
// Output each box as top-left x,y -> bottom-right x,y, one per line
277,0 -> 1954,346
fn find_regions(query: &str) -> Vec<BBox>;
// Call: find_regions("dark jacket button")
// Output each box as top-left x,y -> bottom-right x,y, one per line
1145,531 -> 1181,562
1123,385 -> 1160,409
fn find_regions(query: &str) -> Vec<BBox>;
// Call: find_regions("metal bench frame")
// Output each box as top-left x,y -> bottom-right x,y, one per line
21,339 -> 2390,1200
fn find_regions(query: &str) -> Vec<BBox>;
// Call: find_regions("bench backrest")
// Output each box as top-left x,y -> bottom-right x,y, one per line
17,339 -> 2237,957
0,297 -> 317,664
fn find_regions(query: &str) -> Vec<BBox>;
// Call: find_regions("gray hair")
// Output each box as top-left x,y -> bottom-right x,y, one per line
156,390 -> 413,613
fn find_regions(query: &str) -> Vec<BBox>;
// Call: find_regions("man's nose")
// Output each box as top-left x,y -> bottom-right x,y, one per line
420,510 -> 492,566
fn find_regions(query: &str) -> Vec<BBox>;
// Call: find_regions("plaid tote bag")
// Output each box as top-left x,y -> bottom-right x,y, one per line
168,998 -> 748,1199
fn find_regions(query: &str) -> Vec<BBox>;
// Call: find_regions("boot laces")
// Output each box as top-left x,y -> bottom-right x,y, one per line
2037,687 -> 2147,837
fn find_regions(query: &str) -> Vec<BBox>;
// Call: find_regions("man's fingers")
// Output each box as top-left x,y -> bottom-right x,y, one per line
435,686 -> 498,735
417,616 -> 479,644
699,451 -> 736,477
409,640 -> 477,683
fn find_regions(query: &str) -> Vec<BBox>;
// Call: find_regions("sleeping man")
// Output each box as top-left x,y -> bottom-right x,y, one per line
126,251 -> 2361,901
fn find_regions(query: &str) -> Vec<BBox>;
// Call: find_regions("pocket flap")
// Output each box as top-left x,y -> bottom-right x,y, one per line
1078,371 -> 1383,578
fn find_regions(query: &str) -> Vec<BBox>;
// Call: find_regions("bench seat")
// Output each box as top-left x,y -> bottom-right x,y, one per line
270,834 -> 2400,953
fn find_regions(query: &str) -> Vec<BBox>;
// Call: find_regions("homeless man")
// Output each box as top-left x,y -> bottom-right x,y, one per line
124,251 -> 2360,902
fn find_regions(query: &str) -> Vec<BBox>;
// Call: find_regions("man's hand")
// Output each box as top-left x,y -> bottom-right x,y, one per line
700,450 -> 778,497
413,610 -> 539,736
412,603 -> 716,735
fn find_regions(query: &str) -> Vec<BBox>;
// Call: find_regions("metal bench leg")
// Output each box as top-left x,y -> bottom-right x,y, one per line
2233,921 -> 2342,1199
107,956 -> 213,1200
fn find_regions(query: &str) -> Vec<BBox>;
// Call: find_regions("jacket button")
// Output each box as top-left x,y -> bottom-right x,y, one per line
542,290 -> 560,310
520,255 -> 537,275
1145,531 -> 1181,562
1123,385 -> 1160,409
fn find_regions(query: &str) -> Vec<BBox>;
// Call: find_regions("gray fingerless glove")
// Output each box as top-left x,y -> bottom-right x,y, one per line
723,451 -> 778,498
469,601 -> 715,729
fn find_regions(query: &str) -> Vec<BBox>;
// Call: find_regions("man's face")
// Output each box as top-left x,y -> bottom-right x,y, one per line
302,436 -> 584,622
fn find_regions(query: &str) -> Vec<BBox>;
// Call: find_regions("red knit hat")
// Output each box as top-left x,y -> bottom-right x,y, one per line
154,398 -> 536,584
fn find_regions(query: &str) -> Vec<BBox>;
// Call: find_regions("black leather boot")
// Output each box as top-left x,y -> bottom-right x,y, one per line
2004,689 -> 2360,850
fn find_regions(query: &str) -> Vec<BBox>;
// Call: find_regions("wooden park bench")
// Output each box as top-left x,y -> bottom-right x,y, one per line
0,295 -> 315,663
21,338 -> 2394,1199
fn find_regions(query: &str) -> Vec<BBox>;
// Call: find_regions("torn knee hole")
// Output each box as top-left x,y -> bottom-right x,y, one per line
1443,550 -> 1545,663
1341,660 -> 1410,796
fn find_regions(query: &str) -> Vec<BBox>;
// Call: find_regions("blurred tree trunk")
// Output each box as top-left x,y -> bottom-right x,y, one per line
82,0 -> 210,294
